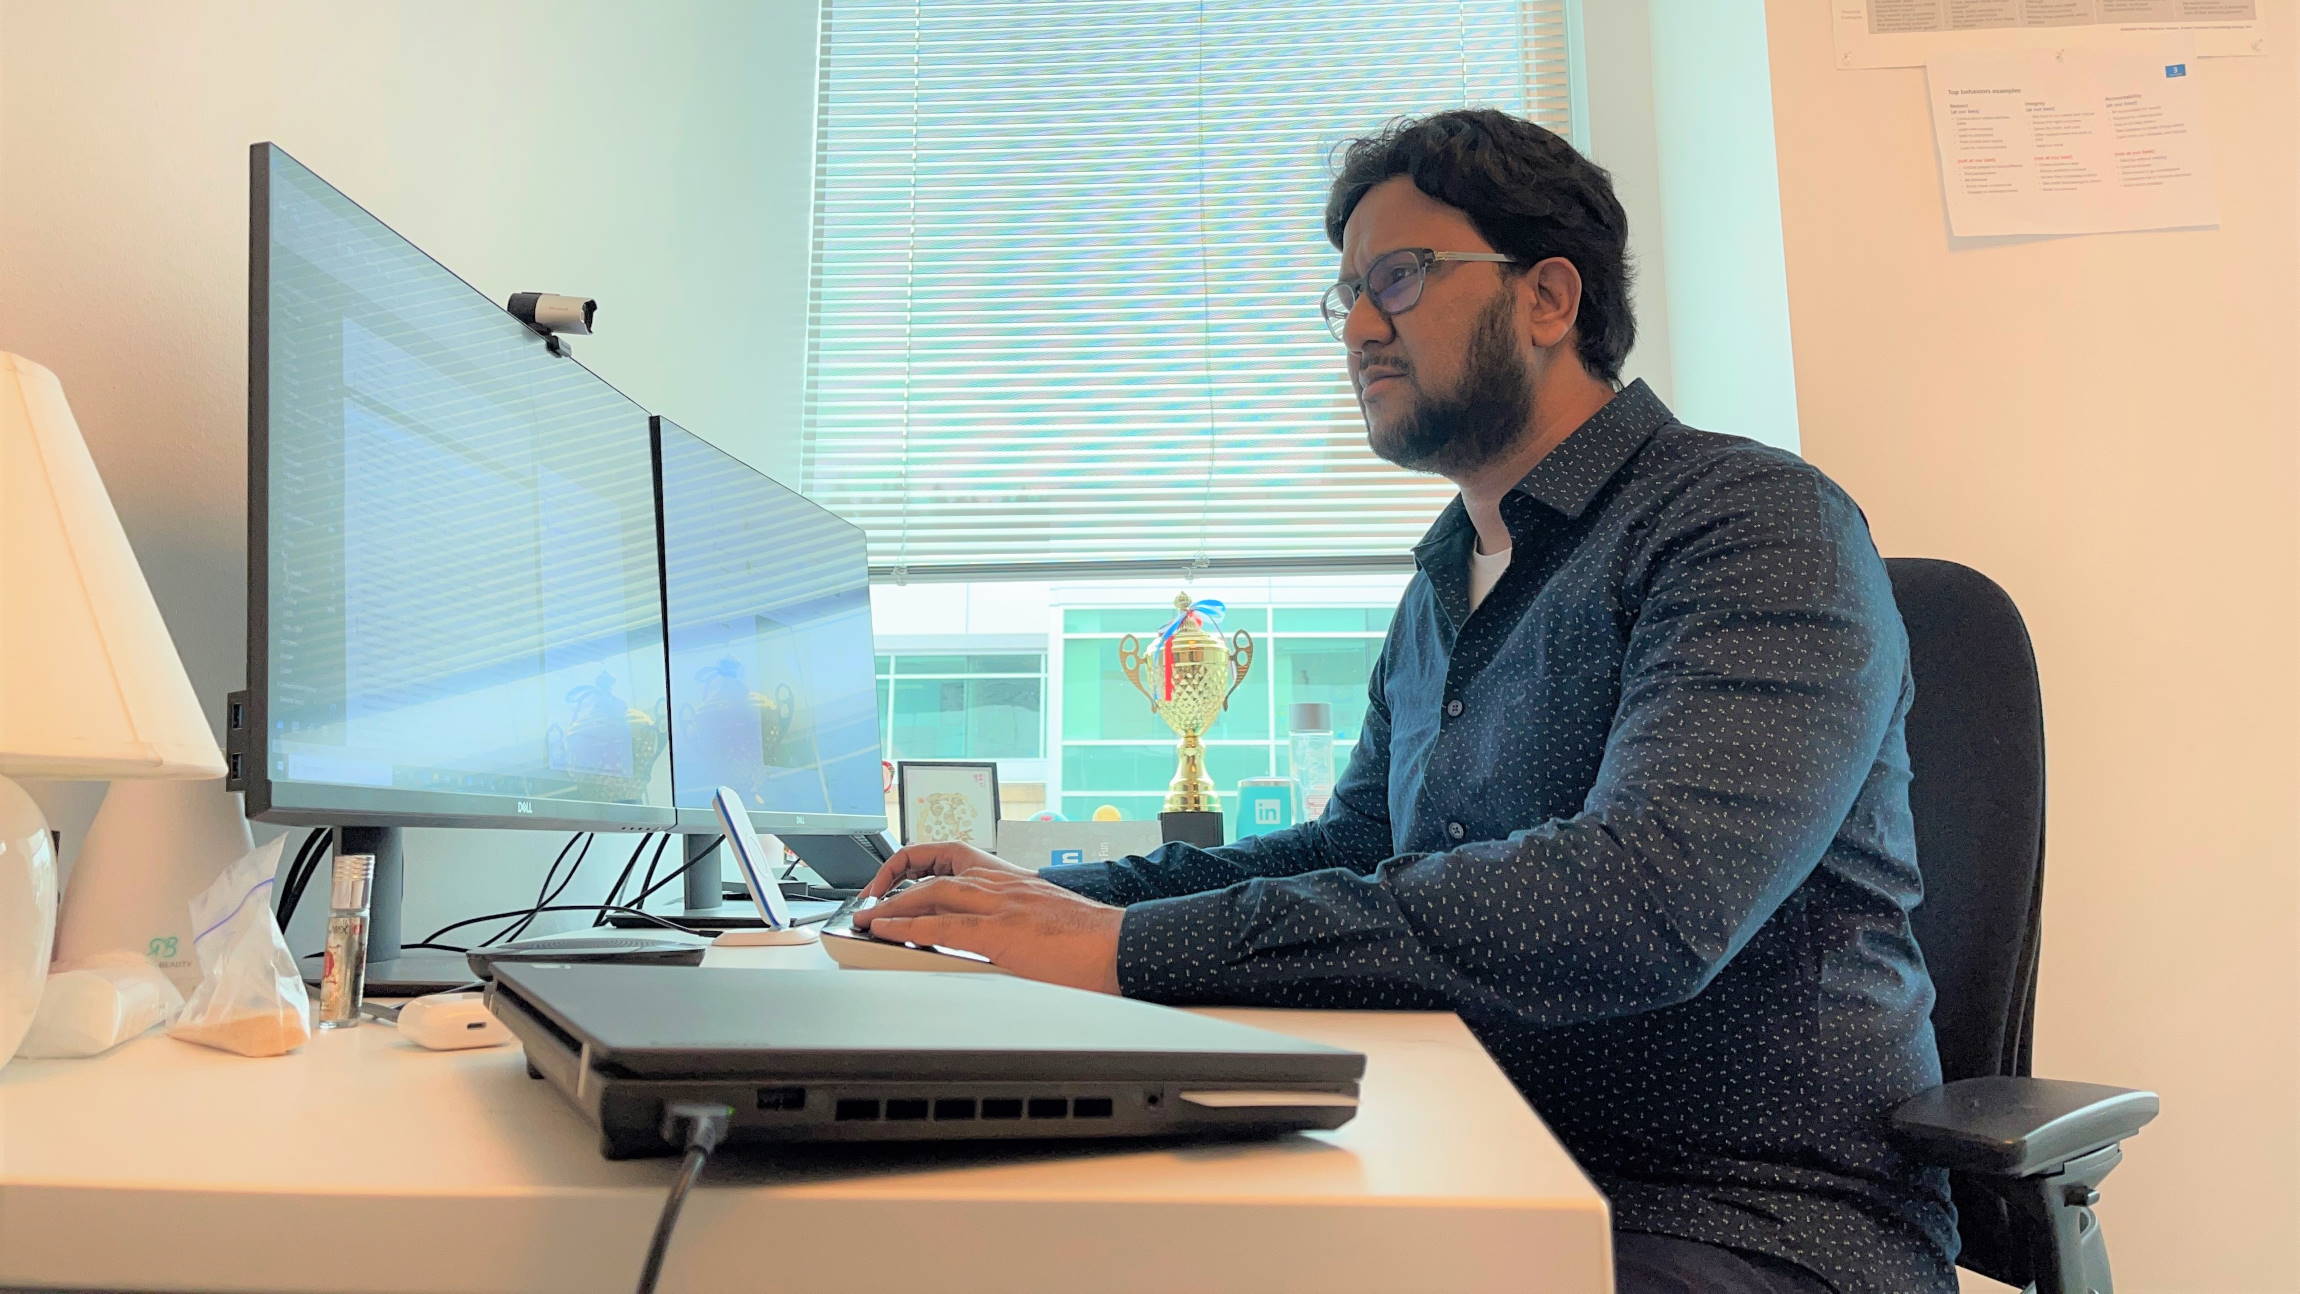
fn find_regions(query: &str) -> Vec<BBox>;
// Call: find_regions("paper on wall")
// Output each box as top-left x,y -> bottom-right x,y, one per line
1833,1 -> 2261,69
1926,47 -> 2219,237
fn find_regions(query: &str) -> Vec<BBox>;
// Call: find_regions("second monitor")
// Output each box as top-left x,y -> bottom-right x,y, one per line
653,416 -> 888,901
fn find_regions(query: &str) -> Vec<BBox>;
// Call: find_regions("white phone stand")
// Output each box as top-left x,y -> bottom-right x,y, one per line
709,786 -> 823,948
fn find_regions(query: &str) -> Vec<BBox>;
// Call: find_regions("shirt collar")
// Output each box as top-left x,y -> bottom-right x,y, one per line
1413,379 -> 1675,559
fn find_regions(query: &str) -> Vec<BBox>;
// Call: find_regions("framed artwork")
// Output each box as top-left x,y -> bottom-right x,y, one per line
896,760 -> 1001,848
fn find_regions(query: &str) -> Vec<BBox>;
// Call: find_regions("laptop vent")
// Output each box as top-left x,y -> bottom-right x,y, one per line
829,1095 -> 1120,1122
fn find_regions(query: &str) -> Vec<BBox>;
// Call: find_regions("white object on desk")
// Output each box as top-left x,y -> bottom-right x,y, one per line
711,784 -> 816,944
0,352 -> 228,1071
818,925 -> 1002,972
396,992 -> 511,1051
13,953 -> 183,1059
0,939 -> 1613,1293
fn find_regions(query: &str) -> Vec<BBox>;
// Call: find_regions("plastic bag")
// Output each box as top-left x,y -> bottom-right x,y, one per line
15,952 -> 185,1059
167,836 -> 312,1057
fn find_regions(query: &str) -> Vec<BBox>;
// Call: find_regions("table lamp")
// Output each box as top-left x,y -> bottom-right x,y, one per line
0,352 -> 225,1068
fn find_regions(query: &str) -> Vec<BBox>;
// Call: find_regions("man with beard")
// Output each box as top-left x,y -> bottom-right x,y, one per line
854,109 -> 1956,1294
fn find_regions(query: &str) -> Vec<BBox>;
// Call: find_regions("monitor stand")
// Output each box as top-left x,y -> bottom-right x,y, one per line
663,832 -> 766,929
678,831 -> 727,918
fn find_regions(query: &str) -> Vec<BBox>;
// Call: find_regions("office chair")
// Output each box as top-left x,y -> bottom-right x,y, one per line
1885,558 -> 2159,1294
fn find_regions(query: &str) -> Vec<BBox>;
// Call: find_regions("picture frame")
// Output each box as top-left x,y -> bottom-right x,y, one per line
895,760 -> 1001,848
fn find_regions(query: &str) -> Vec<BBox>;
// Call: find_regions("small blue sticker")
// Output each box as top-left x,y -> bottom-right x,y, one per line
1052,848 -> 1083,866
2165,63 -> 2186,77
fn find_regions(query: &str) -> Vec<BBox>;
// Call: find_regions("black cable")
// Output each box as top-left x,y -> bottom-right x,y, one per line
643,831 -> 674,896
419,904 -> 705,949
501,833 -> 593,944
272,833 -> 315,923
425,833 -> 572,950
274,828 -> 334,931
591,834 -> 659,927
464,834 -> 573,949
280,829 -> 327,920
630,835 -> 719,909
597,833 -> 671,927
480,833 -> 587,949
636,1102 -> 732,1294
634,833 -> 668,905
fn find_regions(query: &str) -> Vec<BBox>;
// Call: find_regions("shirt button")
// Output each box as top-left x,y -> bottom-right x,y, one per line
1445,699 -> 1464,718
1446,821 -> 1465,841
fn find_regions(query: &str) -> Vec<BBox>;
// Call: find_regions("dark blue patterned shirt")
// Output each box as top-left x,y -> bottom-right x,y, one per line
1044,381 -> 1958,1294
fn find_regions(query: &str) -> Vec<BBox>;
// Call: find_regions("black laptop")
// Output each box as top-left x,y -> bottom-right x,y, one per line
488,963 -> 1365,1159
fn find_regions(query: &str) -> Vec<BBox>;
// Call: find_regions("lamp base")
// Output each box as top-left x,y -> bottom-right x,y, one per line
0,774 -> 60,1068
55,777 -> 251,995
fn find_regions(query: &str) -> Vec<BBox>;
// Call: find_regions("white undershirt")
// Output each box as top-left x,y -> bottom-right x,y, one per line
1467,543 -> 1513,612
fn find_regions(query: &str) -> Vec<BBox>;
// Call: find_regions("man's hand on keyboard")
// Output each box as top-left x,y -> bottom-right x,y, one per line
856,841 -> 1033,899
853,844 -> 1123,994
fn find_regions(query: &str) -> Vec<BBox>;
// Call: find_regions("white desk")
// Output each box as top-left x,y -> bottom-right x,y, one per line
0,943 -> 1611,1293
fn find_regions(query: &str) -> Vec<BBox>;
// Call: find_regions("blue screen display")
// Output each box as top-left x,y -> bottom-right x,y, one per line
259,145 -> 673,821
656,419 -> 885,827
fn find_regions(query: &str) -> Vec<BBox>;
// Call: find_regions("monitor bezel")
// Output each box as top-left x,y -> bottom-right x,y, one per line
245,141 -> 676,833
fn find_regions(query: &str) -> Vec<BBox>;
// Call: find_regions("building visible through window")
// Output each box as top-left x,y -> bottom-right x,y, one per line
872,577 -> 1406,827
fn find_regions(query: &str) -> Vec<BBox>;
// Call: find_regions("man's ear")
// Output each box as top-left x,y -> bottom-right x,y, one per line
1520,256 -> 1583,353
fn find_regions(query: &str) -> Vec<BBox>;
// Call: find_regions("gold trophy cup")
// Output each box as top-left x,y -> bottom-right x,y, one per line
1118,594 -> 1255,814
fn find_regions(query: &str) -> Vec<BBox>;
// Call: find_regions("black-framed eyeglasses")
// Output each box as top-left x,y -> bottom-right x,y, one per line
1321,247 -> 1521,340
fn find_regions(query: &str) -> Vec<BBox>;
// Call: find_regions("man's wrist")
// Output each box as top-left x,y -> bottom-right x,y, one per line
1111,892 -> 1231,1001
1039,860 -> 1119,904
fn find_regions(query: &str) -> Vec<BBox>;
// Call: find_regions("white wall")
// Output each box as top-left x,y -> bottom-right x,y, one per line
1764,5 -> 2300,1290
1646,0 -> 1798,446
1578,0 -> 1680,411
1580,0 -> 1800,450
0,0 -> 821,950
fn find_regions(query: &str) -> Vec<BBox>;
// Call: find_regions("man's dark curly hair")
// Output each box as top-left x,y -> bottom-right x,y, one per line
1325,109 -> 1635,385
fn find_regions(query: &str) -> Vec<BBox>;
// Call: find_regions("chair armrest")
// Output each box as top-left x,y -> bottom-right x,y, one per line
1890,1077 -> 2159,1178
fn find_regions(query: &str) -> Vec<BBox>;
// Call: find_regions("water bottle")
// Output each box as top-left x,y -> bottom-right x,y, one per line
1287,702 -> 1336,821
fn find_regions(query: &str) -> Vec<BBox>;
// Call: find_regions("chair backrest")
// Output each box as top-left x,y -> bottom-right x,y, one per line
1886,557 -> 2048,1283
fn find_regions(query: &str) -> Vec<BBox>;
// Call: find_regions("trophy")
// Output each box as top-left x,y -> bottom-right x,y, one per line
1119,594 -> 1254,843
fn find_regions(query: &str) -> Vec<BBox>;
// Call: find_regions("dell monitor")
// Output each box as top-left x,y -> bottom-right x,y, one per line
239,142 -> 675,969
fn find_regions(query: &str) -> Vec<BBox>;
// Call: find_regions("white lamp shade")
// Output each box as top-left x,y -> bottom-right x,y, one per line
0,352 -> 224,779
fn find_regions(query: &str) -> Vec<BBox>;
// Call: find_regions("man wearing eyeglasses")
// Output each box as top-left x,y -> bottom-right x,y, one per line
856,108 -> 1955,1294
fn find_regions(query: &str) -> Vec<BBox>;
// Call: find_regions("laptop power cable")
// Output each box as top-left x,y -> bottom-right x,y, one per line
636,1101 -> 734,1294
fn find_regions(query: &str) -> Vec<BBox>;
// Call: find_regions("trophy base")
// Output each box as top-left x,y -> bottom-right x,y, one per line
1159,810 -> 1225,849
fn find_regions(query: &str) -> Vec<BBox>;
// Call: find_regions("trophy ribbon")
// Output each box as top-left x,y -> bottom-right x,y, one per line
1148,598 -> 1226,701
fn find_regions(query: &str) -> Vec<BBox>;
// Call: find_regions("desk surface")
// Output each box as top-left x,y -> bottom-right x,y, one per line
0,943 -> 1611,1294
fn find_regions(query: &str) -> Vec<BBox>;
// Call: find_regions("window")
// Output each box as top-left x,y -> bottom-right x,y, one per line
1054,601 -> 1392,821
806,0 -> 1577,580
869,575 -> 1405,826
875,651 -> 1047,761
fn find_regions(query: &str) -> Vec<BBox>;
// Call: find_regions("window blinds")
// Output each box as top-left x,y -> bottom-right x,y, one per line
804,0 -> 1574,580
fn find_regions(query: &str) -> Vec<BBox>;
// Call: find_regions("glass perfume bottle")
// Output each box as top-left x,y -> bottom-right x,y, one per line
316,851 -> 374,1030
